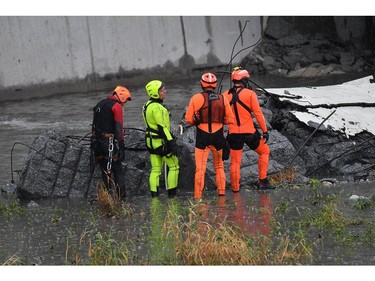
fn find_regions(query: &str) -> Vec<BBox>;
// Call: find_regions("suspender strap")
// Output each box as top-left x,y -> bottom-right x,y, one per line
229,87 -> 252,126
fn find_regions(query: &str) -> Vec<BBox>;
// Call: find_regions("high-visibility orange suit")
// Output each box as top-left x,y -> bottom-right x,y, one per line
223,68 -> 274,191
185,73 -> 234,199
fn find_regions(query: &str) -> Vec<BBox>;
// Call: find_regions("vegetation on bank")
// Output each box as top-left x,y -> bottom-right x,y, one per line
1,179 -> 374,265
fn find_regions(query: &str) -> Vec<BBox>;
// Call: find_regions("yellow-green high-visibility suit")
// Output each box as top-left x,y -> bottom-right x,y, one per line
142,99 -> 179,197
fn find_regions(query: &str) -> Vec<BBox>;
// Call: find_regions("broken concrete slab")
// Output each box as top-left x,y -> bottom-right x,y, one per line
268,76 -> 375,107
265,75 -> 375,137
263,75 -> 375,179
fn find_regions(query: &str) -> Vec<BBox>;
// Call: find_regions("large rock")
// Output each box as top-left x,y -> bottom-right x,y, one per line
16,129 -> 194,200
16,120 -> 307,200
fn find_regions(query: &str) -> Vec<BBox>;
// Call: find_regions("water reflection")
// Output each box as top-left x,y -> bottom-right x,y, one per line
215,191 -> 273,237
148,197 -> 180,264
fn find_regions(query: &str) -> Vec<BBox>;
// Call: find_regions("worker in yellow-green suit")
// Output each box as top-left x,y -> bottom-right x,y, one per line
142,80 -> 180,198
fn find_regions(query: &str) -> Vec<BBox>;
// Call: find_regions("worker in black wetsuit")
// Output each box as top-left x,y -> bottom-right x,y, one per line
91,86 -> 132,200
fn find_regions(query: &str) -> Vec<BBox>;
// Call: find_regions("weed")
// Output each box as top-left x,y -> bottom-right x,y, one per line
64,228 -> 134,265
87,231 -> 133,265
275,201 -> 291,215
270,166 -> 298,187
361,226 -> 375,245
97,182 -> 133,218
352,197 -> 373,210
0,198 -> 25,220
314,203 -> 347,233
1,253 -> 24,265
309,179 -> 324,205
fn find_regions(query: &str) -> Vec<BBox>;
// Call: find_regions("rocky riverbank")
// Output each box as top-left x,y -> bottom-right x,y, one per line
242,17 -> 374,78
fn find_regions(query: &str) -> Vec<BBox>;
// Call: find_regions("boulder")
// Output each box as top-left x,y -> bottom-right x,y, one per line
16,121 -> 306,199
16,129 -> 195,200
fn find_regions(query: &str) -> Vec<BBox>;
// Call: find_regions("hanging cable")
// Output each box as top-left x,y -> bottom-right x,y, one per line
217,19 -> 262,93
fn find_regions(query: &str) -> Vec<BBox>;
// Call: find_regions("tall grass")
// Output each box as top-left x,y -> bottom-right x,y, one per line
97,182 -> 133,218
86,232 -> 133,265
163,201 -> 313,265
1,253 -> 23,265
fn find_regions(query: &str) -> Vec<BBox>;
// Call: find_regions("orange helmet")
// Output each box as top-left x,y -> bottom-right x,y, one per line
231,68 -> 250,82
200,73 -> 217,89
113,86 -> 131,103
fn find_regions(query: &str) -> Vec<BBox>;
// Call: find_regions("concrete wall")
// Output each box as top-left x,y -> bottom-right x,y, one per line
0,16 -> 263,88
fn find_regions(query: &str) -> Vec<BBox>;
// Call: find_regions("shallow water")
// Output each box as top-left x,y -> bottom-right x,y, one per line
0,73 -> 374,265
1,183 -> 374,265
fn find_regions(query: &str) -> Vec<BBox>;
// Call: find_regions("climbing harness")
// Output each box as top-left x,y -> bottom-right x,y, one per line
228,87 -> 253,126
142,100 -> 170,155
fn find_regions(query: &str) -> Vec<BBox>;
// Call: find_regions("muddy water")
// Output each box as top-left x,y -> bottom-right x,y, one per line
0,74 -> 374,265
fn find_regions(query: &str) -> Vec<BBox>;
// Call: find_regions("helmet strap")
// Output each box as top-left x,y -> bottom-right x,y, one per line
241,78 -> 250,89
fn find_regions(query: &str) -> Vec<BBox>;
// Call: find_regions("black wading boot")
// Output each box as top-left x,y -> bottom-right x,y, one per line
167,188 -> 177,198
258,178 -> 275,190
151,189 -> 159,198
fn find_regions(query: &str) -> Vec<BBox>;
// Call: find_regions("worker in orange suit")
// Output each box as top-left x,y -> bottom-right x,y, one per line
185,72 -> 234,199
223,67 -> 275,191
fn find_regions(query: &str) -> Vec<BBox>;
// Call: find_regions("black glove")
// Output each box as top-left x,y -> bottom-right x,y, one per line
262,131 -> 269,144
118,140 -> 125,162
167,139 -> 180,157
90,136 -> 99,152
222,137 -> 230,161
193,113 -> 201,126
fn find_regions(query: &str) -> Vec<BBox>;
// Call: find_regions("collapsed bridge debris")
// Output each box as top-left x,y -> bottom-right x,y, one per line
264,75 -> 375,179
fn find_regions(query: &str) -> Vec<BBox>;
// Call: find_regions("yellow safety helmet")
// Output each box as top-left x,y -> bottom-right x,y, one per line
113,86 -> 132,103
145,80 -> 164,99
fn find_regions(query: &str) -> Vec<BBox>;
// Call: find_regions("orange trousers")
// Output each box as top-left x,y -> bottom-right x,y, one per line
230,139 -> 270,191
194,146 -> 226,199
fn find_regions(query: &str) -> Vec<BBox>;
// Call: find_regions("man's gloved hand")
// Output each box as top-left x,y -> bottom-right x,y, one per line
193,113 -> 201,126
262,131 -> 269,144
222,136 -> 230,161
167,139 -> 180,157
118,140 -> 125,162
90,136 -> 99,152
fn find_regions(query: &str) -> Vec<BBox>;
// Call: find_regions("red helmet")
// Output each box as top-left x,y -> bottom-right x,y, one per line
200,73 -> 217,89
113,86 -> 132,103
231,69 -> 250,82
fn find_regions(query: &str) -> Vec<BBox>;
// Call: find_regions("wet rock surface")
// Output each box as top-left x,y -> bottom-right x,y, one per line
242,17 -> 375,78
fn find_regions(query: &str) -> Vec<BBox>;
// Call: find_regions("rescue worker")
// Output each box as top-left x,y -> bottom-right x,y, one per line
185,73 -> 234,199
222,67 -> 274,191
91,86 -> 131,200
142,80 -> 180,198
